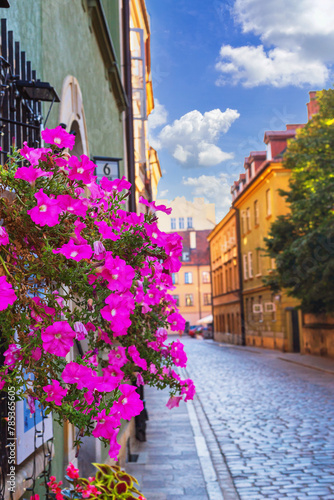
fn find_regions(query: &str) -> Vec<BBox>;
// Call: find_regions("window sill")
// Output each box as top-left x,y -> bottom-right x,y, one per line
255,273 -> 262,277
266,214 -> 272,220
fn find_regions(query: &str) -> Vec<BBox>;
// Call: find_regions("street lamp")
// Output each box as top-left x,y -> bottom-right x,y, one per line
14,80 -> 60,126
15,80 -> 60,103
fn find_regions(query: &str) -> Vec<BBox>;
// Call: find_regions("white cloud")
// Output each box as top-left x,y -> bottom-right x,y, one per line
148,99 -> 168,130
216,45 -> 329,88
156,108 -> 239,167
216,0 -> 334,87
158,188 -> 169,198
182,173 -> 232,220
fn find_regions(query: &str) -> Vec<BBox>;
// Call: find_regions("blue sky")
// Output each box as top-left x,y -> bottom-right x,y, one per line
145,0 -> 334,220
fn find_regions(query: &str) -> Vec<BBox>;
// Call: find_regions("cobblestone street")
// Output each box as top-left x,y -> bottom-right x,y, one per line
185,337 -> 334,500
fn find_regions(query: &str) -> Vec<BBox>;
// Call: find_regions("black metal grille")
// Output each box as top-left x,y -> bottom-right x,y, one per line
0,18 -> 42,163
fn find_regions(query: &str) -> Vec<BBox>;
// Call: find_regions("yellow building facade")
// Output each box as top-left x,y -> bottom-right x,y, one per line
233,150 -> 301,351
208,209 -> 243,344
130,0 -> 161,207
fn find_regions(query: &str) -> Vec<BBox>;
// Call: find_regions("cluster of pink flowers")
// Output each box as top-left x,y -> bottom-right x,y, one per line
0,126 -> 195,461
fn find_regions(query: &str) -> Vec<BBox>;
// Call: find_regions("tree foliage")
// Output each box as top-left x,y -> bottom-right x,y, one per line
264,88 -> 334,314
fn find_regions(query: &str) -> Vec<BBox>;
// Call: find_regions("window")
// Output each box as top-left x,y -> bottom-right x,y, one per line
203,293 -> 212,305
202,271 -> 210,283
171,272 -> 179,285
256,249 -> 262,275
243,254 -> 248,280
259,295 -> 263,321
241,211 -> 246,234
182,251 -> 190,262
248,252 -> 253,278
187,217 -> 193,229
254,200 -> 259,226
190,231 -> 196,249
246,207 -> 251,231
184,272 -> 193,284
172,295 -> 180,307
171,217 -> 176,230
179,217 -> 184,229
266,189 -> 272,216
185,294 -> 194,306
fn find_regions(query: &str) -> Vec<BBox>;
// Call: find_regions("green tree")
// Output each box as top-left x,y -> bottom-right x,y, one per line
264,88 -> 334,314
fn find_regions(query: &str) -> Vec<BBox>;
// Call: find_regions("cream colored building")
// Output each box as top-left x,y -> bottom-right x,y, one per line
156,197 -> 216,233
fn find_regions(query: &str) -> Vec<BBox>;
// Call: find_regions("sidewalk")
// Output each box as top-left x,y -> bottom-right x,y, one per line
125,385 -> 217,500
209,340 -> 334,375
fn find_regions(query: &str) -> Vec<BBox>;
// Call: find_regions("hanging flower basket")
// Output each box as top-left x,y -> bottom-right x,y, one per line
0,127 -> 195,461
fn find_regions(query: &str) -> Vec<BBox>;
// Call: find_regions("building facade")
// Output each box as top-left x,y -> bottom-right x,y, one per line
232,134 -> 301,352
130,0 -> 161,207
171,230 -> 213,326
208,208 -> 243,344
157,197 -> 215,327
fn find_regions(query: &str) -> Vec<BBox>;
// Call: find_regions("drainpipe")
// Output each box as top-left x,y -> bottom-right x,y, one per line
209,243 -> 214,340
122,0 -> 136,213
197,265 -> 202,320
235,208 -> 246,346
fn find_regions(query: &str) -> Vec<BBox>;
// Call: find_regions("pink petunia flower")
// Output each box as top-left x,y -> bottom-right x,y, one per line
74,321 -> 88,340
100,175 -> 131,193
0,276 -> 17,311
43,379 -> 68,405
0,227 -> 9,245
41,321 -> 75,357
93,241 -> 106,260
100,293 -> 133,337
181,379 -> 196,401
136,373 -> 144,386
53,238 -> 92,261
61,362 -> 96,390
42,126 -> 75,150
99,253 -> 135,292
166,396 -> 183,409
167,312 -> 186,332
27,188 -> 62,227
94,221 -> 120,242
20,141 -> 51,166
31,347 -> 42,361
57,194 -> 87,218
108,431 -> 122,461
112,384 -> 144,420
3,343 -> 22,368
68,155 -> 95,184
14,165 -> 51,184
128,345 -> 147,371
108,346 -> 128,368
139,195 -> 172,215
170,340 -> 187,367
144,222 -> 166,247
92,409 -> 120,439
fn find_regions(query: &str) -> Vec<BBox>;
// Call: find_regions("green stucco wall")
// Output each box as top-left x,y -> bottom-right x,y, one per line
2,0 -> 124,174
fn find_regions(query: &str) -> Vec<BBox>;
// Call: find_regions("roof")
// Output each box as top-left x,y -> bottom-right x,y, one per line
178,229 -> 211,266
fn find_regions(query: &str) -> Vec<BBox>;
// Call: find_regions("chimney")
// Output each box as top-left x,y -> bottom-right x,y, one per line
307,91 -> 320,121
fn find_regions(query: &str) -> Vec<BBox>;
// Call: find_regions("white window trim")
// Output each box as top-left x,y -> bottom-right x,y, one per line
243,254 -> 248,280
248,251 -> 253,278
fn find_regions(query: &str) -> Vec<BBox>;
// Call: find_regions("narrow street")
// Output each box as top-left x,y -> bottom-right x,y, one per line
185,337 -> 334,500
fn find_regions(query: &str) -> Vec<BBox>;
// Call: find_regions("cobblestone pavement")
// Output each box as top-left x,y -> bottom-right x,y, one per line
184,337 -> 334,500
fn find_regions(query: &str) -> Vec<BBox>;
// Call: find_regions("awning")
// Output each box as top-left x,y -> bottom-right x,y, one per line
196,314 -> 213,325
